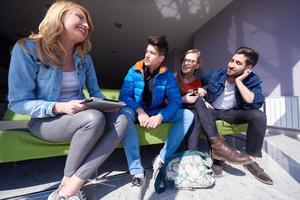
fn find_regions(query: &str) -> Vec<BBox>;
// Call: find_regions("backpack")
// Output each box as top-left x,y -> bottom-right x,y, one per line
154,150 -> 215,193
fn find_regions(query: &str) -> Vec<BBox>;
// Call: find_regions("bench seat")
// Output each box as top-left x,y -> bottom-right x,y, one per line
0,89 -> 247,163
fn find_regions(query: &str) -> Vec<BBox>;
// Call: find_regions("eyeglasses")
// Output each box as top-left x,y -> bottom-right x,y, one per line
182,58 -> 198,65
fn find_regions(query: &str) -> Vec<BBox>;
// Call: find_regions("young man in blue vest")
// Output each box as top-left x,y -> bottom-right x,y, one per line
120,35 -> 194,199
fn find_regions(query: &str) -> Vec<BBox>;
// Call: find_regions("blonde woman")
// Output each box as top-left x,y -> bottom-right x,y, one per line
8,1 -> 128,199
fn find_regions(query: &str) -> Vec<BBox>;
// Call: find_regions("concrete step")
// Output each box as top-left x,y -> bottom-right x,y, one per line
263,132 -> 300,183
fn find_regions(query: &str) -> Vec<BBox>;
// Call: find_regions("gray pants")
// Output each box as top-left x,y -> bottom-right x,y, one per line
28,109 -> 128,180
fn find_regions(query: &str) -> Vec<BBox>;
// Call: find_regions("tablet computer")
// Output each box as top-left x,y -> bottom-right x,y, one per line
82,97 -> 126,111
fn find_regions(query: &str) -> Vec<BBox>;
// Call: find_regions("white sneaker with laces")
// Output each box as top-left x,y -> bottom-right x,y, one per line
152,155 -> 164,181
67,196 -> 81,200
130,174 -> 146,200
47,189 -> 60,200
75,188 -> 87,200
47,189 -> 81,200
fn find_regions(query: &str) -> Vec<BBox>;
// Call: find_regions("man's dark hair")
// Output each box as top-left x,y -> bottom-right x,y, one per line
235,47 -> 259,67
147,35 -> 169,56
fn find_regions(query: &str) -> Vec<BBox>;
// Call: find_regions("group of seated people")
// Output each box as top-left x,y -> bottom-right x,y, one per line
7,1 -> 273,200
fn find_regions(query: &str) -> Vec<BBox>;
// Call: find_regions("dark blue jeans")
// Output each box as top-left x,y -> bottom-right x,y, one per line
185,98 -> 218,150
186,98 -> 266,157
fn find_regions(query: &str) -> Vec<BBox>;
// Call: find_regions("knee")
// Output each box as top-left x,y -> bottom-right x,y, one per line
81,109 -> 106,130
187,109 -> 194,119
120,107 -> 136,122
182,109 -> 194,123
116,113 -> 129,131
249,110 -> 266,123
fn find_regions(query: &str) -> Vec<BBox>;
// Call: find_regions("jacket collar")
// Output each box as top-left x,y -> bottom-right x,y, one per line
134,60 -> 167,76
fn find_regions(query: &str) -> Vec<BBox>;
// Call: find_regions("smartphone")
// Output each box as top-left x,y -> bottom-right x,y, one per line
186,89 -> 198,96
190,91 -> 198,96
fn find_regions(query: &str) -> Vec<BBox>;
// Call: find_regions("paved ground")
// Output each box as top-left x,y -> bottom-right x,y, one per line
1,134 -> 300,200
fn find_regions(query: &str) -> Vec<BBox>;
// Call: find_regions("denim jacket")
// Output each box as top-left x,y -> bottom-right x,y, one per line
120,60 -> 182,122
202,68 -> 265,110
8,40 -> 104,118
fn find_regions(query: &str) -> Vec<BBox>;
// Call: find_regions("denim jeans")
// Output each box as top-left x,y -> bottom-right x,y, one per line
184,98 -> 219,150
121,107 -> 194,175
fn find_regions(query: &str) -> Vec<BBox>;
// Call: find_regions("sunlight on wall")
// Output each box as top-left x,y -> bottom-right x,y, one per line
269,84 -> 281,97
248,30 -> 279,67
188,0 -> 202,14
154,0 -> 205,20
227,16 -> 279,67
291,47 -> 300,96
225,15 -> 291,97
292,60 -> 300,96
154,0 -> 181,20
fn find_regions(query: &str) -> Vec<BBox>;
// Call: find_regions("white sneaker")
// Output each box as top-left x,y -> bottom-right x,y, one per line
48,189 -> 60,200
130,174 -> 146,200
75,188 -> 87,200
68,196 -> 80,200
47,189 -> 81,200
152,155 -> 164,181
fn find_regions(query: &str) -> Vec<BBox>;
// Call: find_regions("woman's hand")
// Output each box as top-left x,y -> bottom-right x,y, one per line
53,100 -> 87,115
182,92 -> 198,104
197,88 -> 207,97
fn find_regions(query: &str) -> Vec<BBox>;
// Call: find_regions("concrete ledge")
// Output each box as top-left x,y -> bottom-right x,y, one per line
264,133 -> 300,183
267,127 -> 300,138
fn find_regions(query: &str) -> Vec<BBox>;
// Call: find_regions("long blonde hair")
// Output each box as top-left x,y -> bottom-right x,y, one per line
19,0 -> 94,67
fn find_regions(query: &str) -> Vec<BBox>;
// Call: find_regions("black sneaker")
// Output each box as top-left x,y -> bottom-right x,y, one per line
244,161 -> 274,185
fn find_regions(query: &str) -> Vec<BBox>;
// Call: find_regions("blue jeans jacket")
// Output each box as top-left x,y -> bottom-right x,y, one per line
202,68 -> 265,110
8,40 -> 104,118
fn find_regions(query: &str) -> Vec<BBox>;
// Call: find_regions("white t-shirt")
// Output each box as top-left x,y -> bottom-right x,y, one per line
212,80 -> 237,109
58,71 -> 80,102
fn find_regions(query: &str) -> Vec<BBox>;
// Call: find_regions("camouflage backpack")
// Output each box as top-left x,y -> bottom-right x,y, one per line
154,150 -> 215,193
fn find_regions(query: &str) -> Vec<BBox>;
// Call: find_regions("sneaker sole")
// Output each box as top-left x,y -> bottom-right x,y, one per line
212,173 -> 223,178
213,156 -> 253,165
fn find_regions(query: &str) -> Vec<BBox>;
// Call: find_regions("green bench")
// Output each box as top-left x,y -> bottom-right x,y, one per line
0,89 -> 247,163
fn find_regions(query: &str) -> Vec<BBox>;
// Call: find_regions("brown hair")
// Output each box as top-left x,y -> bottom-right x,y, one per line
147,35 -> 169,56
235,47 -> 259,67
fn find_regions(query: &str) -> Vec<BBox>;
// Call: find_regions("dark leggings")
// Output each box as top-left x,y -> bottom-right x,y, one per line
28,109 -> 128,180
185,98 -> 218,150
187,98 -> 266,157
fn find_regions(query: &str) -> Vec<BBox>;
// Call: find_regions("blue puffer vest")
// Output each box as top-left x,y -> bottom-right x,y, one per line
120,60 -> 182,122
